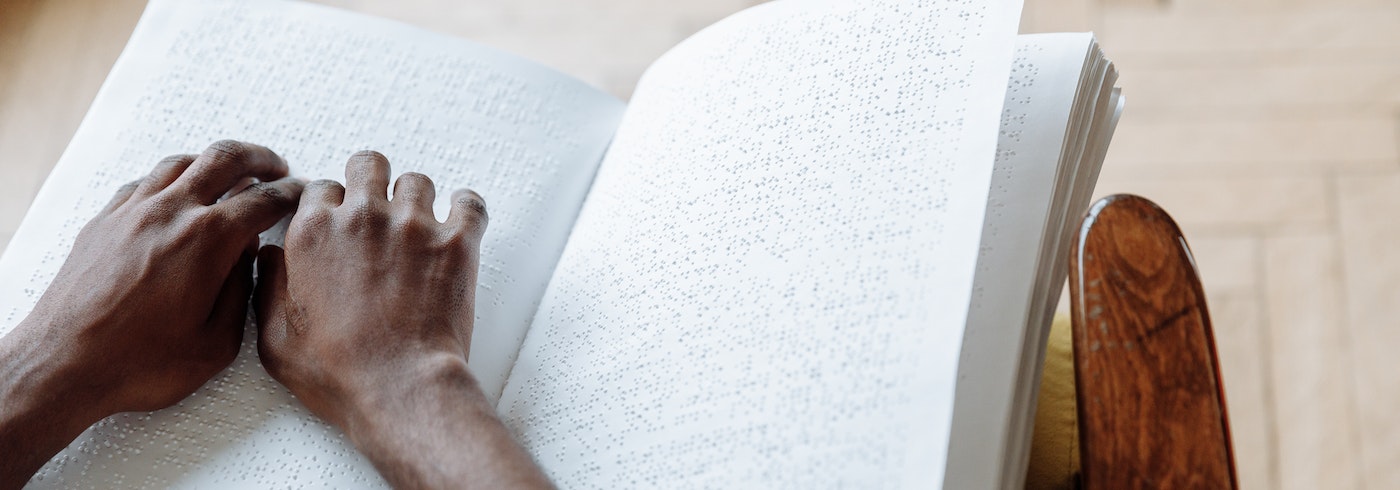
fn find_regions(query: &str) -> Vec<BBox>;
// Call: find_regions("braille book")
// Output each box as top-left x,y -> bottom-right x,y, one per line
0,0 -> 1120,487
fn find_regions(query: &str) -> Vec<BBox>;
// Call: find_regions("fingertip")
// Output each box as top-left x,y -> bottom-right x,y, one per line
255,245 -> 283,278
448,188 -> 489,234
254,245 -> 287,312
349,149 -> 388,162
252,244 -> 292,361
450,188 -> 486,206
256,244 -> 285,267
244,235 -> 260,256
206,246 -> 258,360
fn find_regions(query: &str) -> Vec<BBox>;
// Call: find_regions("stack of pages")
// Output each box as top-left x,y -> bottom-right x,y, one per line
0,0 -> 1120,487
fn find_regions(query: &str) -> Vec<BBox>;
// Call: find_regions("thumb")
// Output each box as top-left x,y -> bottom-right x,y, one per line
205,249 -> 255,364
254,245 -> 292,372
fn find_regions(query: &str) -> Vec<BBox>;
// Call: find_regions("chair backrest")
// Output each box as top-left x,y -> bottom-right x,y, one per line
1069,194 -> 1238,489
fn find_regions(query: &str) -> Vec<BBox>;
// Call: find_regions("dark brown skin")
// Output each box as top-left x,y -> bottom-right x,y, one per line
0,144 -> 552,489
255,150 -> 552,489
0,140 -> 304,487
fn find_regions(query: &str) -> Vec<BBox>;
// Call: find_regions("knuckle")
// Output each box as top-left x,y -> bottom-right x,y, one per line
293,206 -> 333,229
151,208 -> 214,252
188,206 -> 231,231
245,182 -> 288,205
133,195 -> 184,227
138,173 -> 170,193
341,198 -> 376,216
205,139 -> 248,158
388,210 -> 430,235
440,230 -> 476,250
155,154 -> 191,169
132,205 -> 169,229
340,199 -> 388,229
284,222 -> 318,248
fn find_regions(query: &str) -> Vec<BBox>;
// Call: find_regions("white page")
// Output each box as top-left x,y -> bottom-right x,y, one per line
999,45 -> 1120,489
0,0 -> 622,487
497,0 -> 1023,487
943,33 -> 1102,490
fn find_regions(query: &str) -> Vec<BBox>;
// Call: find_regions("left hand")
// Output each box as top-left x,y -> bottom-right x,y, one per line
0,140 -> 304,487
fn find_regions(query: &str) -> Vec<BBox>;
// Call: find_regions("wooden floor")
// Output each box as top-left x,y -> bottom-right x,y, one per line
0,0 -> 1395,488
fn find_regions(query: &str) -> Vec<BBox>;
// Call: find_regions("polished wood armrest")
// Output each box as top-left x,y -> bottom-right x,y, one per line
1069,194 -> 1238,489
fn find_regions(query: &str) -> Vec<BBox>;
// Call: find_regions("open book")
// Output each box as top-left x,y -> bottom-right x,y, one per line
0,0 -> 1121,487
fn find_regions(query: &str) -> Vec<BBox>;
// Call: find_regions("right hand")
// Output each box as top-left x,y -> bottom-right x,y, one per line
253,150 -> 490,430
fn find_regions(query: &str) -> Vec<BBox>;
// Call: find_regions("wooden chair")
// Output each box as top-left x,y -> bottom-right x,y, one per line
1069,194 -> 1238,489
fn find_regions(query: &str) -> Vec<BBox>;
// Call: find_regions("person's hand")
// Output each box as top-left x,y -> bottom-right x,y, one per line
255,151 -> 550,489
253,150 -> 487,428
0,140 -> 304,486
7,140 -> 305,413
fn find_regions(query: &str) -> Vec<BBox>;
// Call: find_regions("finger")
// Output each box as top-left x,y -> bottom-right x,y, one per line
391,172 -> 436,213
244,235 -> 260,256
446,188 -> 489,236
174,140 -> 289,204
100,179 -> 142,214
214,176 -> 306,236
254,245 -> 291,372
204,250 -> 256,365
136,154 -> 197,196
301,179 -> 346,209
222,176 -> 257,202
343,150 -> 390,204
444,190 -> 484,355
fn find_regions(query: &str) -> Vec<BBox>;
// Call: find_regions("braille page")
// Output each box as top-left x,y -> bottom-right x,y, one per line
942,33 -> 1099,490
998,44 -> 1120,490
0,0 -> 622,487
497,0 -> 1024,487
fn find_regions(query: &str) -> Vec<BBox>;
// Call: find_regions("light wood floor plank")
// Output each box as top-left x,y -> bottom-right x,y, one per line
1099,6 -> 1400,54
1208,292 -> 1276,490
1094,175 -> 1331,229
1262,233 -> 1366,490
1336,171 -> 1400,489
1107,115 -> 1398,174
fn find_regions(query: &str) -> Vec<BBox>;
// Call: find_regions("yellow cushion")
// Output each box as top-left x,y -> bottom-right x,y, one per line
1025,313 -> 1079,490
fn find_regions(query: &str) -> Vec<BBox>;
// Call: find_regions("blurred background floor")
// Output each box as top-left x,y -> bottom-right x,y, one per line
0,0 -> 1396,488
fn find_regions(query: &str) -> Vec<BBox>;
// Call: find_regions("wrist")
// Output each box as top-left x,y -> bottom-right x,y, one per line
0,318 -> 114,426
339,352 -> 492,441
0,320 -> 113,483
332,354 -> 548,489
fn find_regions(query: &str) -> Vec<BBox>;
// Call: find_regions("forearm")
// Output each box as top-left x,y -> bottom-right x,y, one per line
0,321 -> 109,489
342,355 -> 553,490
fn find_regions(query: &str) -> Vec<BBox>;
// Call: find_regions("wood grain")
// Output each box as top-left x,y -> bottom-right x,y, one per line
1070,194 -> 1238,489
